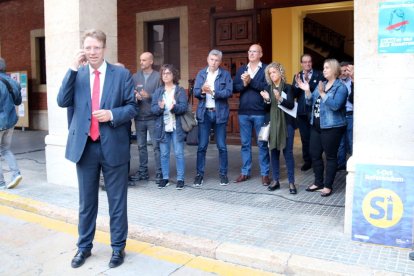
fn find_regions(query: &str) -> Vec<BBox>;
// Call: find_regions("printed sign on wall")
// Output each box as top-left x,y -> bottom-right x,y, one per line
352,164 -> 414,248
379,0 -> 414,53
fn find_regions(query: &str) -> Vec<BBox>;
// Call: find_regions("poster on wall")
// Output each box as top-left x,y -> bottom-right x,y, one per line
6,71 -> 29,128
378,0 -> 414,53
352,164 -> 414,248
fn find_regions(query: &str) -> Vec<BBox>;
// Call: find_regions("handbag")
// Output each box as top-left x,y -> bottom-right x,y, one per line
186,125 -> 199,146
258,123 -> 270,142
180,109 -> 197,132
180,83 -> 198,132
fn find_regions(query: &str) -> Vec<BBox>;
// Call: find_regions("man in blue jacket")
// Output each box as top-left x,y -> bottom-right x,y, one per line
0,57 -> 23,189
57,29 -> 137,269
193,49 -> 233,187
233,44 -> 270,186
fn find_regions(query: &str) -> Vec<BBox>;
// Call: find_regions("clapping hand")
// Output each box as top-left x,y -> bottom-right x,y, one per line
295,73 -> 310,92
347,65 -> 354,81
260,90 -> 270,101
273,88 -> 281,102
318,81 -> 326,97
158,99 -> 165,109
241,71 -> 251,87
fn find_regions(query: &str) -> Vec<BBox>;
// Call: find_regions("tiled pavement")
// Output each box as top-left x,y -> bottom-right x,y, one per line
3,129 -> 414,275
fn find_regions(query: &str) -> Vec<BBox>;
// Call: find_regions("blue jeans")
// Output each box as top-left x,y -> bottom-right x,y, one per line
196,111 -> 228,176
135,119 -> 161,176
238,114 -> 270,176
271,124 -> 295,184
0,127 -> 20,183
297,114 -> 312,164
337,114 -> 353,167
160,130 -> 185,181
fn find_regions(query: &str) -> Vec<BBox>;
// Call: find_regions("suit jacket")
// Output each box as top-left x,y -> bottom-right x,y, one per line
57,63 -> 138,166
292,70 -> 325,116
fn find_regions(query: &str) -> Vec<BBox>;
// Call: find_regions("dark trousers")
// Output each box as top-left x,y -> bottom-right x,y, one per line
76,140 -> 129,251
309,126 -> 345,189
297,114 -> 312,164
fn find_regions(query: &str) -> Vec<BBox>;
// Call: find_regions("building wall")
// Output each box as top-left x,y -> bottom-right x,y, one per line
118,0 -> 236,81
0,0 -> 46,129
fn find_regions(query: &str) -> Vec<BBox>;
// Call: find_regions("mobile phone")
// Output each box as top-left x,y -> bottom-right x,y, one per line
135,84 -> 143,93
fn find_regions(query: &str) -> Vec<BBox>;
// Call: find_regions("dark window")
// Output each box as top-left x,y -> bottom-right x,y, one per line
147,19 -> 180,72
37,37 -> 46,84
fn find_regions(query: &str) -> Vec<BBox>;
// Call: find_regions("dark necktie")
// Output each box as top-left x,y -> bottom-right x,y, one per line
90,70 -> 100,141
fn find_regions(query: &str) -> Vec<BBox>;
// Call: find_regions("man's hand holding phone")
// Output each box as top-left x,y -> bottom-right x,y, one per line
71,49 -> 88,71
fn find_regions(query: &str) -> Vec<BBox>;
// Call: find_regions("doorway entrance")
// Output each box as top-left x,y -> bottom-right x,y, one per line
271,1 -> 354,81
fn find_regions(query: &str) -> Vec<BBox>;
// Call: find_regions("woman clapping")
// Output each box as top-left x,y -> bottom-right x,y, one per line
295,59 -> 347,197
260,62 -> 297,194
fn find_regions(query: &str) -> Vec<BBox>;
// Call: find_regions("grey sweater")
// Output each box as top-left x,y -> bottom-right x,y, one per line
132,70 -> 161,120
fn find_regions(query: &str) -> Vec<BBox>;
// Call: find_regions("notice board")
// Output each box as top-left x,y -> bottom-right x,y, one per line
7,71 -> 29,128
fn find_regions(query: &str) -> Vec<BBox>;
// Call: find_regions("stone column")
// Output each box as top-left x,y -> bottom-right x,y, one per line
344,0 -> 414,235
44,0 -> 117,186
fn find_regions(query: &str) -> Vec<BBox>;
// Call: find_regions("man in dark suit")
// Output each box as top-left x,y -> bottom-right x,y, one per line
57,29 -> 138,269
292,54 -> 324,171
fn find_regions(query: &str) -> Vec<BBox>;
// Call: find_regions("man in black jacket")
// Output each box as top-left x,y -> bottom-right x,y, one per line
292,54 -> 324,171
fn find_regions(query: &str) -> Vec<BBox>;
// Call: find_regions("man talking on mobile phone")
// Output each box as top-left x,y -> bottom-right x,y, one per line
57,29 -> 137,269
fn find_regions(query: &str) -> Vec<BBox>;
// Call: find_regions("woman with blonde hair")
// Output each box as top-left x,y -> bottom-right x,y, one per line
295,58 -> 347,197
260,62 -> 297,194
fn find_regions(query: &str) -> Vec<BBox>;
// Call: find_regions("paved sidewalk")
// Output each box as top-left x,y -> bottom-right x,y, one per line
1,129 -> 413,275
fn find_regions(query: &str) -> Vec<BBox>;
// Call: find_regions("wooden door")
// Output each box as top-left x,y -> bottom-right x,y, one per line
221,53 -> 248,144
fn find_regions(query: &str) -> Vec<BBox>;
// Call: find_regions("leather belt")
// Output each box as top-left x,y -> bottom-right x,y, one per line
87,136 -> 100,143
346,111 -> 353,116
206,108 -> 216,112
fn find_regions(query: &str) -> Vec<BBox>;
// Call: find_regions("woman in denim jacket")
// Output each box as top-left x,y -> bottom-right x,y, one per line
151,64 -> 188,190
296,59 -> 347,197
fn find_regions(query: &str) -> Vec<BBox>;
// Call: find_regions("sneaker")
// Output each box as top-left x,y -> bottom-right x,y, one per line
176,180 -> 185,190
128,180 -> 136,187
193,174 -> 203,188
7,174 -> 22,189
129,172 -> 149,181
158,179 -> 169,189
0,181 -> 5,188
219,175 -> 229,186
155,173 -> 163,185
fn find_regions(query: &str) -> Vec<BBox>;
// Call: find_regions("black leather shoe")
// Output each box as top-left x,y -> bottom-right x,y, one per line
289,183 -> 297,194
337,164 -> 347,171
301,163 -> 312,171
71,250 -> 91,268
305,184 -> 324,192
109,250 -> 125,268
321,190 -> 333,197
268,180 -> 280,191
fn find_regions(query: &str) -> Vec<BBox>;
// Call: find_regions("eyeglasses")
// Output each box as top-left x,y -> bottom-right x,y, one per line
248,50 -> 261,54
162,71 -> 172,75
84,46 -> 104,52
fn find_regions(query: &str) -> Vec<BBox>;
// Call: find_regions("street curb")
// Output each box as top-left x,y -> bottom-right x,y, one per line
0,192 -> 401,275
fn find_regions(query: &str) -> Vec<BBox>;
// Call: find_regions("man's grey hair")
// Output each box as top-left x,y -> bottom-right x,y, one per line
208,49 -> 223,59
0,57 -> 6,72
